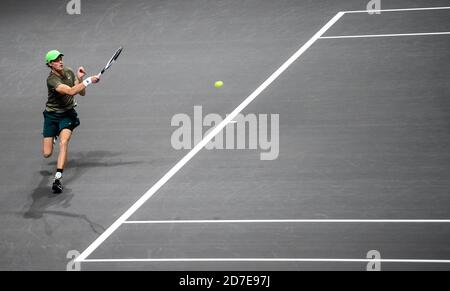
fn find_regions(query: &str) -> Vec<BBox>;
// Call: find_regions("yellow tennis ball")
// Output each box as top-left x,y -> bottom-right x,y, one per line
214,81 -> 224,88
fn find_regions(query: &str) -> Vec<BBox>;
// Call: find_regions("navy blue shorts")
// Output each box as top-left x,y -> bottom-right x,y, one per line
42,108 -> 80,138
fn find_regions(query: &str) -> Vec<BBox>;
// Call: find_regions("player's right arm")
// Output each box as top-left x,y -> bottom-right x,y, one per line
55,75 -> 100,96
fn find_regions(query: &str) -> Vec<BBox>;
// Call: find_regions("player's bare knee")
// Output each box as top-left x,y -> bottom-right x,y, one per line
43,151 -> 52,158
59,139 -> 70,148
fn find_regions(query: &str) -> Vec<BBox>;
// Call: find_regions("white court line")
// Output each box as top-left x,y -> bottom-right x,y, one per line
81,258 -> 450,264
343,6 -> 450,13
75,12 -> 346,263
320,31 -> 450,39
124,219 -> 450,224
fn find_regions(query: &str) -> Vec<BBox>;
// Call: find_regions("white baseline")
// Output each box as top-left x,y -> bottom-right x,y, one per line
81,258 -> 450,264
320,31 -> 450,39
124,219 -> 450,224
343,6 -> 450,13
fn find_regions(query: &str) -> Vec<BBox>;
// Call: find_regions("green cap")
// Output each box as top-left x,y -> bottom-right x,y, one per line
45,50 -> 64,63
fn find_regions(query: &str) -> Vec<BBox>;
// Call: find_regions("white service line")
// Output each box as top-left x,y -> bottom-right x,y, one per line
81,258 -> 450,264
124,219 -> 450,224
75,12 -> 346,263
343,6 -> 450,13
320,31 -> 450,39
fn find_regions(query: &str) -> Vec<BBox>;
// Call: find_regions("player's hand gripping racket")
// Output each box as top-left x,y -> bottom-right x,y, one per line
98,46 -> 123,77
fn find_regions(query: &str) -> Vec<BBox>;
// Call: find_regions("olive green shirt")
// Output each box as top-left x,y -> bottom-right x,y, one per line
46,67 -> 77,113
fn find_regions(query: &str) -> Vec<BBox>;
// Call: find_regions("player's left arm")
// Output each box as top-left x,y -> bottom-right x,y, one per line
75,66 -> 86,96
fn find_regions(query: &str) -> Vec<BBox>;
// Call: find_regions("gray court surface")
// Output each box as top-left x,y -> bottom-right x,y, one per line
0,0 -> 449,271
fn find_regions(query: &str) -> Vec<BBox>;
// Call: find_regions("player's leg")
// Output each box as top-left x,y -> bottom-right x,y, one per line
52,129 -> 72,194
52,109 -> 80,194
56,128 -> 73,171
42,137 -> 54,158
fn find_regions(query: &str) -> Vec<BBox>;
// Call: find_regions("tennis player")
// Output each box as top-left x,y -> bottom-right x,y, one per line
43,49 -> 100,194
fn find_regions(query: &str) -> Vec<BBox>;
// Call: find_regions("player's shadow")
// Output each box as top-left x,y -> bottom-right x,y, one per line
22,170 -> 105,235
23,170 -> 73,220
22,151 -> 143,234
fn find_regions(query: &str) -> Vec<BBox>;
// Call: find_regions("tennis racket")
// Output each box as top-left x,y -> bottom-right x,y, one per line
98,46 -> 123,76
